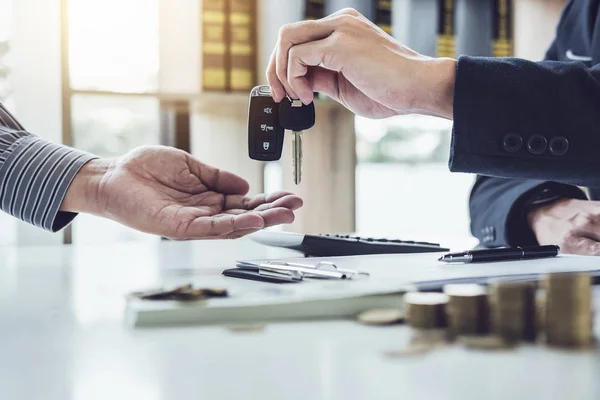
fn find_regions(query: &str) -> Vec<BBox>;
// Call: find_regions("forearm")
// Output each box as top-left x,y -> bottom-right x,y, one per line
412,58 -> 456,120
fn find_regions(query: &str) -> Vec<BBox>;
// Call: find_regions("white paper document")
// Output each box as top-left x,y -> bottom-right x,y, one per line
126,253 -> 600,327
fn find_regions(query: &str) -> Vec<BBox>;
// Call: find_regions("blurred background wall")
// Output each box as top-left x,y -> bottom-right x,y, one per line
0,0 -> 567,249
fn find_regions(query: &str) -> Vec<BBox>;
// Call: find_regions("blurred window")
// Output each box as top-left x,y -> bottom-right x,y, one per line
356,115 -> 477,250
68,0 -> 159,93
68,0 -> 160,244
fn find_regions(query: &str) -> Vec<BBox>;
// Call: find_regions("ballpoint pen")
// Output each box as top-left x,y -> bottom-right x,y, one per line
438,245 -> 560,264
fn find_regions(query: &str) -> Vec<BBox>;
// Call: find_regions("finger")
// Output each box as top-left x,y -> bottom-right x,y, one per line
266,48 -> 286,102
307,67 -> 343,102
196,162 -> 250,196
267,8 -> 360,102
244,191 -> 295,210
256,207 -> 296,227
252,194 -> 303,212
288,38 -> 338,104
275,14 -> 356,100
563,236 -> 600,256
185,213 -> 264,239
216,228 -> 262,240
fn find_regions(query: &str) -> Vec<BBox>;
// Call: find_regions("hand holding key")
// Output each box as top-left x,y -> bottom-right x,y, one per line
266,8 -> 455,120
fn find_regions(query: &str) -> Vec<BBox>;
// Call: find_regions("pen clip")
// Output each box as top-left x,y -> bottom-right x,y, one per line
259,266 -> 304,281
261,261 -> 345,279
262,261 -> 369,280
235,260 -> 369,280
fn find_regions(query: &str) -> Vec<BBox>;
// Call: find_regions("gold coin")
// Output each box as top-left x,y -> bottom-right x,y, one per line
544,272 -> 593,348
458,335 -> 513,350
357,308 -> 404,326
405,292 -> 449,329
444,284 -> 489,336
382,343 -> 435,358
488,281 -> 536,342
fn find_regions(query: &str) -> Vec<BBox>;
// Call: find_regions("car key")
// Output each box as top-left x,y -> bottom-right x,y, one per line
278,97 -> 316,185
248,85 -> 285,161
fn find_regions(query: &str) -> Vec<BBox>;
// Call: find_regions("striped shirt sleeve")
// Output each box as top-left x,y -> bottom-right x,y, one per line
0,103 -> 97,232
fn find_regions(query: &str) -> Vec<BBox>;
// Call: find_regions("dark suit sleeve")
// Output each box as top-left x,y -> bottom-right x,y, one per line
469,176 -> 587,247
467,39 -> 590,247
449,56 -> 600,187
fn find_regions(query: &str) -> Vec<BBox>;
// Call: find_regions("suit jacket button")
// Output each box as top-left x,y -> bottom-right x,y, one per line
549,136 -> 569,156
503,133 -> 523,153
527,135 -> 548,155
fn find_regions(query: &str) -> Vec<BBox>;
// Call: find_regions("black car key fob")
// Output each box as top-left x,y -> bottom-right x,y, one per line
278,97 -> 316,131
248,85 -> 285,161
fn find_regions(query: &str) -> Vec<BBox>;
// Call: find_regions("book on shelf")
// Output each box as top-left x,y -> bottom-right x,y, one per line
373,0 -> 392,36
228,0 -> 257,92
202,0 -> 229,91
492,0 -> 514,57
437,0 -> 456,58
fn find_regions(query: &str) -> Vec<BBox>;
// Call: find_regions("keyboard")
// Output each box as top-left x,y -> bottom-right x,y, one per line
250,231 -> 449,257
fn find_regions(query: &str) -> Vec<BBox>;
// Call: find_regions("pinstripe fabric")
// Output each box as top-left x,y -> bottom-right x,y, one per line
0,102 -> 97,232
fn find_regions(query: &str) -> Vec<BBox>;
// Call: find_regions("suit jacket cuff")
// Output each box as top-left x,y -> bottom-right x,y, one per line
449,55 -> 600,186
504,182 -> 588,246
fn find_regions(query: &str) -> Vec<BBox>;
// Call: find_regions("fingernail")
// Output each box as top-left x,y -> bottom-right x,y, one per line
302,94 -> 313,105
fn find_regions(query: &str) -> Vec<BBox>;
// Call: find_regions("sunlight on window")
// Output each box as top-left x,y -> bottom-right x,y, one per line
68,0 -> 159,92
355,114 -> 476,250
0,0 -> 11,41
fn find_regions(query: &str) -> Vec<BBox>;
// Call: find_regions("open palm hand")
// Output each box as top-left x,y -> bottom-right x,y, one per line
90,146 -> 302,240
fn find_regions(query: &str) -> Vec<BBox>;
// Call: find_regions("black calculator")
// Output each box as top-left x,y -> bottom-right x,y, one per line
250,231 -> 449,257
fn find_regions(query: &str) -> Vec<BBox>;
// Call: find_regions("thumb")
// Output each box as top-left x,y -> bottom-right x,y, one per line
306,67 -> 343,103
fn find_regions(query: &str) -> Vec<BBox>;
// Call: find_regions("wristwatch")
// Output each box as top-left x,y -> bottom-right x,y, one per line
522,186 -> 567,215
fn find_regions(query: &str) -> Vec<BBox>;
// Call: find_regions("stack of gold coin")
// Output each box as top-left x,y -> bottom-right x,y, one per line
536,292 -> 546,338
488,280 -> 537,342
444,284 -> 489,337
404,292 -> 449,329
544,272 -> 593,348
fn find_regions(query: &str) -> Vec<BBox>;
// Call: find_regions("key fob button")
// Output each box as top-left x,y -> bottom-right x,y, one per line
257,119 -> 277,136
257,138 -> 276,153
261,105 -> 276,117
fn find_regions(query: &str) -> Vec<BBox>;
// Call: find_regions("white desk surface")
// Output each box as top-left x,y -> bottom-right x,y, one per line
1,239 -> 599,400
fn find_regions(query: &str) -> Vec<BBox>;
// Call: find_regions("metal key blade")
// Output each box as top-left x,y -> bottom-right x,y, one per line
292,130 -> 303,185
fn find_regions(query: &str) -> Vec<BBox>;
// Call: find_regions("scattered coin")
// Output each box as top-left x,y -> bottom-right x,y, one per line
226,324 -> 266,333
489,280 -> 537,342
129,284 -> 228,302
382,343 -> 435,358
544,272 -> 593,348
444,284 -> 489,337
357,308 -> 404,326
409,329 -> 450,347
404,292 -> 449,329
458,335 -> 513,351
